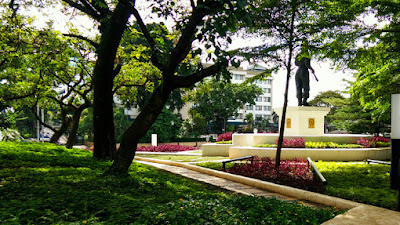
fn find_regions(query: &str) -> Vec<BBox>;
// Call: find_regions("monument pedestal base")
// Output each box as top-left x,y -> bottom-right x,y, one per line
274,106 -> 330,136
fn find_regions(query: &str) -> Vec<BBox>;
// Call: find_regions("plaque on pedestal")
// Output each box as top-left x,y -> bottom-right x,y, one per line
274,106 -> 330,136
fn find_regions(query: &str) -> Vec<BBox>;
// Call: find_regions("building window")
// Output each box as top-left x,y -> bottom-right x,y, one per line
264,97 -> 271,102
263,115 -> 270,120
267,80 -> 272,84
256,97 -> 263,102
256,106 -> 262,111
263,106 -> 268,111
246,105 -> 253,110
265,88 -> 271,93
237,113 -> 243,119
256,114 -> 262,118
234,74 -> 244,80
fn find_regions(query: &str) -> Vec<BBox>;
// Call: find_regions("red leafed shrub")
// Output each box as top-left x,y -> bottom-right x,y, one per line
275,138 -> 306,148
372,136 -> 390,143
137,145 -> 199,152
226,157 -> 323,192
357,137 -> 390,148
217,132 -> 233,142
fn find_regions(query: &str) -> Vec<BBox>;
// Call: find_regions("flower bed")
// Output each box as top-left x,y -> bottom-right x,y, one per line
253,137 -> 390,149
357,137 -> 390,148
226,157 -> 323,192
137,144 -> 199,152
217,132 -> 233,142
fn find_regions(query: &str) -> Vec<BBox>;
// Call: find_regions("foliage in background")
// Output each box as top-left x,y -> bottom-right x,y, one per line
182,111 -> 208,138
139,108 -> 182,143
114,107 -> 133,143
0,128 -> 21,141
0,142 -> 340,224
308,90 -> 346,132
136,145 -> 198,152
187,79 -> 262,133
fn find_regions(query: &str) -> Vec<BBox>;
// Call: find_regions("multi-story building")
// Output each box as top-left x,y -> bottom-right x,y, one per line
228,64 -> 273,125
123,64 -> 273,127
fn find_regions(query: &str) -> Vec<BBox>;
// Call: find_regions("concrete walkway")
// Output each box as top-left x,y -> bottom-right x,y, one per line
135,157 -> 400,225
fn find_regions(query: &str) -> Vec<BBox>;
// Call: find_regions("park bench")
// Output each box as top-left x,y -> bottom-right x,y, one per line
222,156 -> 254,171
307,157 -> 328,190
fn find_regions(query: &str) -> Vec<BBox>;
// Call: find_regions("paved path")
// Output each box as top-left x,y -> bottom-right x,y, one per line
137,160 -> 328,208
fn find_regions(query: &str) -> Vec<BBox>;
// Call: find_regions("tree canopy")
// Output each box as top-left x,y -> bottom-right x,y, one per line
187,78 -> 263,133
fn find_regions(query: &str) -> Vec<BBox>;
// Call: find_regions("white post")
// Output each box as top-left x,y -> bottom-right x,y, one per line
151,134 -> 158,146
36,105 -> 40,141
41,109 -> 44,142
391,94 -> 400,190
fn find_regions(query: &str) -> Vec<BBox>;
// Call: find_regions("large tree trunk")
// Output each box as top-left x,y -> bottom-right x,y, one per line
66,107 -> 85,149
109,83 -> 173,173
92,4 -> 132,160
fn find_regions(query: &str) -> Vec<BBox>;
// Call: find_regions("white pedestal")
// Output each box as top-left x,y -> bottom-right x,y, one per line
274,106 -> 330,136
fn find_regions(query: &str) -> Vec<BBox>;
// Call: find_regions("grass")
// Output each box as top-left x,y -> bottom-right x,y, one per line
315,161 -> 398,210
0,142 -> 341,224
197,160 -> 398,210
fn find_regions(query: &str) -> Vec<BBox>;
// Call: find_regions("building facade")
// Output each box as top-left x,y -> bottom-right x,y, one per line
228,64 -> 273,125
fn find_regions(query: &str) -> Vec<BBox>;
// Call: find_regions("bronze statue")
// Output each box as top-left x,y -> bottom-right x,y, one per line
295,54 -> 317,106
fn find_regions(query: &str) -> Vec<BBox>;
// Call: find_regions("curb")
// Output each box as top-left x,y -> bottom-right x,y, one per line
135,156 -> 362,210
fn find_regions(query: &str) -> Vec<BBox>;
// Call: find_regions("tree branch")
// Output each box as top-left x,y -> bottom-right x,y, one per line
131,7 -> 164,70
165,1 -> 223,76
63,34 -> 99,49
172,60 -> 228,88
62,0 -> 103,22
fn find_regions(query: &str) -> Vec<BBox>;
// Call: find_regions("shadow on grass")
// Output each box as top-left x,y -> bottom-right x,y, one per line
0,142 -> 341,224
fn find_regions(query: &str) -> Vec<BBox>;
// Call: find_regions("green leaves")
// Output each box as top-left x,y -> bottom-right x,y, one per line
188,78 -> 262,132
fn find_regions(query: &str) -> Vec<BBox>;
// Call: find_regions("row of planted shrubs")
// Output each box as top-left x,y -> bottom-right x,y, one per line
253,137 -> 390,148
225,157 -> 324,193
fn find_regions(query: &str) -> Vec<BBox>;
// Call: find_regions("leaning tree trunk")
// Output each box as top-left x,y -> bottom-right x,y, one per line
49,121 -> 69,143
109,83 -> 173,174
49,109 -> 70,143
92,5 -> 131,160
275,4 -> 296,169
66,107 -> 85,149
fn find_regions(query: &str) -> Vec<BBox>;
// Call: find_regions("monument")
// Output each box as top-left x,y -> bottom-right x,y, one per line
274,106 -> 330,136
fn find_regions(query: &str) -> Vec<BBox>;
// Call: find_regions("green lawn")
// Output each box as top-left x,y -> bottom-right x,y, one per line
0,142 -> 340,224
315,161 -> 398,210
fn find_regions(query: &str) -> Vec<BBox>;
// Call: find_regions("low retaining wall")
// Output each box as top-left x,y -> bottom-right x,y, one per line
229,147 -> 391,161
202,143 -> 232,156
